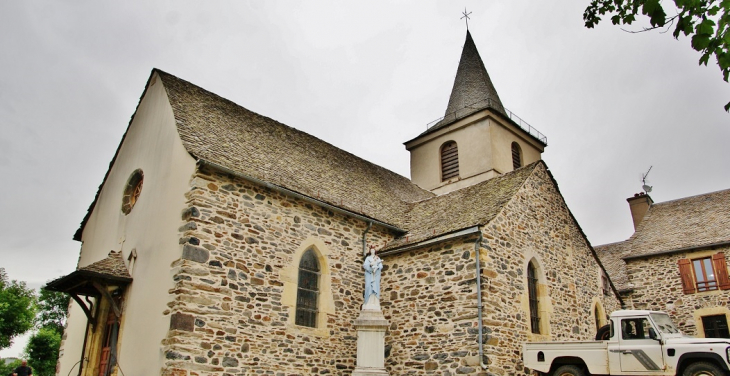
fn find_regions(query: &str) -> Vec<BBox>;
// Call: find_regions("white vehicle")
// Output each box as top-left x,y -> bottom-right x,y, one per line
523,310 -> 730,376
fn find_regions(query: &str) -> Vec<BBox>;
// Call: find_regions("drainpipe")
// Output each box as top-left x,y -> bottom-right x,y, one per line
474,231 -> 487,371
362,221 -> 372,256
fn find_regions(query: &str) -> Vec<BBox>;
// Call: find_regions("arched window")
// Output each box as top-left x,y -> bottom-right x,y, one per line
528,261 -> 540,334
594,306 -> 601,331
511,142 -> 522,170
296,249 -> 320,327
441,141 -> 459,181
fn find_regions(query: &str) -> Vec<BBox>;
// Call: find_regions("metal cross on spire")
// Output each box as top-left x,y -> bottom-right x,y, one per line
461,8 -> 472,30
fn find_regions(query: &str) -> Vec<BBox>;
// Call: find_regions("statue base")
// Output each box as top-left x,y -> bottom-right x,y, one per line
352,296 -> 389,376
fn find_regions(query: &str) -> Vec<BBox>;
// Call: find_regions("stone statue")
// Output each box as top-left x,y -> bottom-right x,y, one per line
363,247 -> 383,305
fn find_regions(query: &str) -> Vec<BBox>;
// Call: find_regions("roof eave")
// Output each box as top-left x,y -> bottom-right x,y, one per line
623,240 -> 730,261
198,159 -> 406,235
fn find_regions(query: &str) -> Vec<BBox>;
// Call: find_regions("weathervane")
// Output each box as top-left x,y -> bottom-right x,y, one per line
461,8 -> 472,30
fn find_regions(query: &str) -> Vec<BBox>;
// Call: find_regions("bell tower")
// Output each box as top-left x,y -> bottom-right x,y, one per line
405,31 -> 547,194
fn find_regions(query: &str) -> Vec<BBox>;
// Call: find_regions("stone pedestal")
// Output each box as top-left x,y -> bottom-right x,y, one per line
352,297 -> 389,376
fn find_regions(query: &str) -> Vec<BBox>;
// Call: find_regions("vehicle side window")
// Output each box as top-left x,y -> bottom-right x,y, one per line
621,318 -> 653,340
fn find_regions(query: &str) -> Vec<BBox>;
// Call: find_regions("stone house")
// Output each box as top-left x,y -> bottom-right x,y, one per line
596,189 -> 730,338
48,31 -> 620,376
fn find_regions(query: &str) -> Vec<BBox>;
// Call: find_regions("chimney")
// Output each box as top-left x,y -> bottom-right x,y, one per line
626,192 -> 653,230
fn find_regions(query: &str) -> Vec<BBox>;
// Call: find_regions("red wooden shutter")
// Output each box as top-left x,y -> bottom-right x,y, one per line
678,258 -> 696,294
712,253 -> 730,290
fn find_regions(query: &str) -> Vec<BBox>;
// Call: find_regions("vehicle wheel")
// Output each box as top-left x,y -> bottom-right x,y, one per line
595,324 -> 611,340
553,365 -> 585,376
683,362 -> 724,376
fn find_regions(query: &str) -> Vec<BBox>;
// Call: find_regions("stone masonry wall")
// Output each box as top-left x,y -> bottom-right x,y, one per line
382,237 -> 485,376
160,165 -> 394,376
624,246 -> 730,337
479,164 -> 620,375
380,165 -> 621,376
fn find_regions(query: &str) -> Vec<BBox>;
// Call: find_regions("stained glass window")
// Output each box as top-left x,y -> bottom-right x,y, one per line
296,249 -> 320,327
528,261 -> 540,334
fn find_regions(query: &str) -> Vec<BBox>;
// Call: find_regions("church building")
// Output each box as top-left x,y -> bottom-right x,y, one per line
49,31 -> 620,376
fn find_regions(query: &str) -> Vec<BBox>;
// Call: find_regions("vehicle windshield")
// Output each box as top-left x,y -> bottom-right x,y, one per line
650,313 -> 681,334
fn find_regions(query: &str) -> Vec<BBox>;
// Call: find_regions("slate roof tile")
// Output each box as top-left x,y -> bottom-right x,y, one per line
596,189 -> 730,290
594,241 -> 630,291
626,189 -> 730,257
384,162 -> 539,249
78,250 -> 132,279
157,70 -> 433,228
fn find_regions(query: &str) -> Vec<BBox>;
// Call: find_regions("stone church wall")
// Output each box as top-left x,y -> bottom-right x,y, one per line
480,165 -> 620,376
155,163 -> 619,376
160,165 -> 395,376
381,165 -> 620,376
382,236 -> 485,375
624,246 -> 730,337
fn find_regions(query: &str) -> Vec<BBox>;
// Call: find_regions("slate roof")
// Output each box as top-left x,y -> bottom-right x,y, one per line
74,32 -> 544,241
73,66 -> 552,248
73,70 -> 436,240
594,241 -> 631,292
78,250 -> 132,279
157,70 -> 434,228
46,251 -> 132,295
425,30 -> 506,134
625,189 -> 730,258
595,189 -> 730,290
384,162 -> 539,249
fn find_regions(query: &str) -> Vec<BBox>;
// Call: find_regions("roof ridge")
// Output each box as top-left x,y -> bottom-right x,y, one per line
649,187 -> 730,207
594,240 -> 629,249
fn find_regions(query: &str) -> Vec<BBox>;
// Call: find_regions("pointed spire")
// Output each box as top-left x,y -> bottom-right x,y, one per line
437,31 -> 505,128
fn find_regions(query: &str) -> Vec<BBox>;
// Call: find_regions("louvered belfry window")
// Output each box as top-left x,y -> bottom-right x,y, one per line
441,141 -> 459,181
528,261 -> 540,334
296,249 -> 320,327
511,142 -> 522,170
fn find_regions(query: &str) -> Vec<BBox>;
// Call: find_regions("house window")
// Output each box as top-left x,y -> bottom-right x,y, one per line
441,141 -> 459,181
511,142 -> 522,170
679,253 -> 730,294
693,257 -> 718,292
295,249 -> 319,327
702,315 -> 730,338
528,261 -> 540,334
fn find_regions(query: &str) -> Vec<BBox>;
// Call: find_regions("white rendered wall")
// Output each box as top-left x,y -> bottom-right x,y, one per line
58,72 -> 196,376
407,110 -> 544,195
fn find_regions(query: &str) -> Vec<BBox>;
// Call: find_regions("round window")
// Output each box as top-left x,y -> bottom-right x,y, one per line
121,169 -> 144,214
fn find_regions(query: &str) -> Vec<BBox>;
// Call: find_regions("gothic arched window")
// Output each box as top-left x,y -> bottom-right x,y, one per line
511,142 -> 522,170
441,141 -> 459,181
528,261 -> 540,334
296,249 -> 320,327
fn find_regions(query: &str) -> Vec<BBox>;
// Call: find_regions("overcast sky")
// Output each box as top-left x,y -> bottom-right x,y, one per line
1,1 -> 728,357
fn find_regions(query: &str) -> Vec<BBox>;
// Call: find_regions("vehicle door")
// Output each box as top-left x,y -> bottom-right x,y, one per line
617,317 -> 665,373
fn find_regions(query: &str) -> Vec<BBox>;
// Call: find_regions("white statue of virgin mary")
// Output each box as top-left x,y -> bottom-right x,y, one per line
363,247 -> 383,308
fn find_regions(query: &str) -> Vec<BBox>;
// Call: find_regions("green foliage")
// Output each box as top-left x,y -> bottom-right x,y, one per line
36,288 -> 70,335
0,268 -> 37,350
0,358 -> 22,376
584,0 -> 730,111
25,327 -> 61,376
